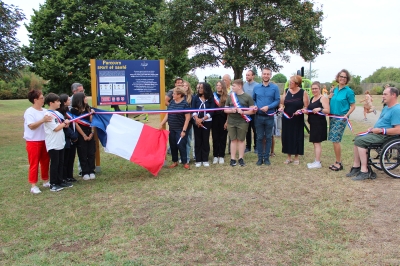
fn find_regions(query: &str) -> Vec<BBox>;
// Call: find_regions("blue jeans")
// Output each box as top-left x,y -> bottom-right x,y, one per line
186,127 -> 193,161
169,129 -> 188,164
255,115 -> 274,159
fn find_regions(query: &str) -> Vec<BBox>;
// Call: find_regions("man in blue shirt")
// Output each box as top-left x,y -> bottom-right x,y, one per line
243,70 -> 259,153
253,68 -> 280,165
348,87 -> 400,180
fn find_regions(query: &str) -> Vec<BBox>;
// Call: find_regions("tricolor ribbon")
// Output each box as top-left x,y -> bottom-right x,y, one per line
303,110 -> 325,116
282,110 -> 303,119
66,111 -> 92,127
213,92 -> 221,107
327,114 -> 353,133
356,129 -> 371,136
47,110 -> 63,124
230,92 -> 251,122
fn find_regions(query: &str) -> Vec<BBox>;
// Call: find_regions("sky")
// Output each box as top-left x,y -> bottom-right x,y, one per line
6,0 -> 400,83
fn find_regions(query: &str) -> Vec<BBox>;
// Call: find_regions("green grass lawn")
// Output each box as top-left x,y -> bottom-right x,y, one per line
1,98 -> 400,265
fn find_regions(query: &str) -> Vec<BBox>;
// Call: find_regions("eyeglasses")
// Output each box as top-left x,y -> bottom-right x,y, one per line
339,75 -> 347,79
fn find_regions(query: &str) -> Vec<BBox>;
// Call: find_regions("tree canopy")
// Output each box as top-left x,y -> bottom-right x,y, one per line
23,0 -> 190,94
0,1 -> 26,82
271,73 -> 287,83
362,67 -> 400,83
161,0 -> 327,79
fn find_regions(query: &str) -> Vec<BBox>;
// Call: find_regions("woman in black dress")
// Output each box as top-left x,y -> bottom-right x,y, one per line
211,80 -> 228,164
278,75 -> 309,165
302,81 -> 330,169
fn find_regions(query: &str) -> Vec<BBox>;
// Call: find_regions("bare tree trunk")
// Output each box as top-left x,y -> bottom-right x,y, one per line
233,67 -> 244,80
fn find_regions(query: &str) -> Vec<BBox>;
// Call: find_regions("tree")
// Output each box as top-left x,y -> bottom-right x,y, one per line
205,74 -> 221,89
362,67 -> 400,83
348,74 -> 362,95
183,73 -> 199,93
0,2 -> 26,82
161,0 -> 327,79
291,69 -> 318,80
271,73 -> 287,83
23,0 -> 190,94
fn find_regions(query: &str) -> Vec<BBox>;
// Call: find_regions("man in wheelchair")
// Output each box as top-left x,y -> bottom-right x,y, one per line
347,87 -> 400,180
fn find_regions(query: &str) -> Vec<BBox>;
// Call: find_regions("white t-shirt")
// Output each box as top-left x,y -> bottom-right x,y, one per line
44,110 -> 65,151
23,107 -> 47,141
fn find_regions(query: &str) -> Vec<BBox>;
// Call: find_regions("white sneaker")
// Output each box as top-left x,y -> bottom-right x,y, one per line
213,157 -> 218,164
30,186 -> 41,194
89,173 -> 96,179
83,174 -> 91,180
203,162 -> 210,167
195,162 -> 202,167
42,182 -> 50,188
308,161 -> 322,169
219,157 -> 224,164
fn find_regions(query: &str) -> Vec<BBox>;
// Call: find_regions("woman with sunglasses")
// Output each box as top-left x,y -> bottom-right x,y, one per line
327,69 -> 356,171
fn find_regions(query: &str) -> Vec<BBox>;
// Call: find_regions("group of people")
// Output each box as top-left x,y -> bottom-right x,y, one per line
24,83 -> 96,194
161,69 -> 400,182
24,72 -> 400,190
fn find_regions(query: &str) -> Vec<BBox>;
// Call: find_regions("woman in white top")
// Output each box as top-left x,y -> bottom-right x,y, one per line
23,89 -> 52,194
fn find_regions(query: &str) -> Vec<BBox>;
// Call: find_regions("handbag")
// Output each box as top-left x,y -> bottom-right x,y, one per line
276,88 -> 289,130
277,112 -> 282,130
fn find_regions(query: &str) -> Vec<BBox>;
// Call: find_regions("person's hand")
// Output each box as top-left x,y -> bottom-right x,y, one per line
260,106 -> 269,112
237,108 -> 243,115
312,108 -> 319,114
43,115 -> 52,123
301,108 -> 307,114
195,117 -> 202,125
278,107 -> 284,112
253,106 -> 258,112
64,119 -> 70,126
180,131 -> 186,138
224,122 -> 227,130
90,109 -> 95,114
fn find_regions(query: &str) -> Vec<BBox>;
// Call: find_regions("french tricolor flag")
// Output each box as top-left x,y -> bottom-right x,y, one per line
91,109 -> 169,176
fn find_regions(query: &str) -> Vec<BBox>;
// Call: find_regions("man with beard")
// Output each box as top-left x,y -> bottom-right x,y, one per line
252,68 -> 280,166
347,87 -> 400,180
243,70 -> 259,153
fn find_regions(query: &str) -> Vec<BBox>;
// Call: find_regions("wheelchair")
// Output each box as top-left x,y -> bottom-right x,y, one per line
367,136 -> 400,178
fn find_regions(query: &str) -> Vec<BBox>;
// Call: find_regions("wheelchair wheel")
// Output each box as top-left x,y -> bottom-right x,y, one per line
368,145 -> 382,170
380,138 -> 400,178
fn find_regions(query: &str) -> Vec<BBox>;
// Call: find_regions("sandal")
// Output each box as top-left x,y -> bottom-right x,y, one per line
329,162 -> 343,171
284,159 -> 292,164
293,160 -> 300,165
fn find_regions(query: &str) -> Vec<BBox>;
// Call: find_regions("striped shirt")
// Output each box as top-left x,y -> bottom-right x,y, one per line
167,99 -> 189,130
